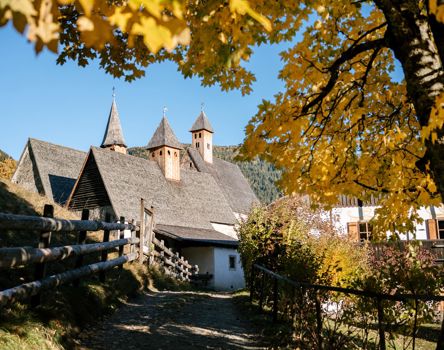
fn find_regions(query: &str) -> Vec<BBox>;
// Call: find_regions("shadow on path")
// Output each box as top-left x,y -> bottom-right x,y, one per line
77,291 -> 266,350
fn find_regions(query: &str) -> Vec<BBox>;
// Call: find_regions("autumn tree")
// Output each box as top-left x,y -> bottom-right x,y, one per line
2,0 -> 444,233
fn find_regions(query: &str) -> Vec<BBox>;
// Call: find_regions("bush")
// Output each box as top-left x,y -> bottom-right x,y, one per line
0,158 -> 16,180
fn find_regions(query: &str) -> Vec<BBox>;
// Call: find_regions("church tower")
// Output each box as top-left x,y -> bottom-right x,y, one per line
190,107 -> 213,164
101,93 -> 127,154
147,112 -> 182,181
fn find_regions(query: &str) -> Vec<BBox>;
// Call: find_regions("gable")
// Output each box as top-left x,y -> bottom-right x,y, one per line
68,152 -> 112,210
12,142 -> 44,194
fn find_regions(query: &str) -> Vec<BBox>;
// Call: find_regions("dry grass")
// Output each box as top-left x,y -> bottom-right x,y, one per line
0,179 -> 153,349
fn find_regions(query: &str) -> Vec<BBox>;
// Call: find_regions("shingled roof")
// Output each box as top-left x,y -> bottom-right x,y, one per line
190,111 -> 214,133
147,117 -> 183,150
155,224 -> 238,247
187,147 -> 259,214
69,147 -> 236,228
13,138 -> 86,204
101,98 -> 127,147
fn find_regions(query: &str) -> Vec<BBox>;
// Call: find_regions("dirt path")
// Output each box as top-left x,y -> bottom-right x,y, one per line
76,290 -> 266,350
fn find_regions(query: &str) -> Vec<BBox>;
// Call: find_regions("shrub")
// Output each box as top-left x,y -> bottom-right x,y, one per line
0,158 -> 16,180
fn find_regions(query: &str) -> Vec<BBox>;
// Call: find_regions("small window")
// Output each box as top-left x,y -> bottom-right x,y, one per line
151,152 -> 155,157
438,220 -> 444,239
160,150 -> 162,156
229,255 -> 236,270
174,152 -> 177,157
359,222 -> 372,242
207,143 -> 210,150
168,150 -> 171,155
199,132 -> 201,138
190,162 -> 193,168
194,134 -> 197,139
196,142 -> 200,148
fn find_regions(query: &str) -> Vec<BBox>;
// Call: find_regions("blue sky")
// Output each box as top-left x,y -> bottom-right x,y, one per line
0,24 -> 291,160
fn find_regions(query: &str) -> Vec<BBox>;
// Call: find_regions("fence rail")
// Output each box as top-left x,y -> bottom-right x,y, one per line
250,263 -> 444,350
147,236 -> 198,281
0,205 -> 139,308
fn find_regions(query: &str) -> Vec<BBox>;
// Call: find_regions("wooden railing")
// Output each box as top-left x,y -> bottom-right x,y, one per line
250,263 -> 444,350
0,205 -> 140,307
144,236 -> 198,281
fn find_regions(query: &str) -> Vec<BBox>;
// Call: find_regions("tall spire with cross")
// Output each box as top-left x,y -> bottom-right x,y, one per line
101,88 -> 127,154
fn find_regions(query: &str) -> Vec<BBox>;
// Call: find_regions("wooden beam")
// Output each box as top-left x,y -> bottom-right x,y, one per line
0,253 -> 137,308
0,238 -> 138,269
0,213 -> 137,232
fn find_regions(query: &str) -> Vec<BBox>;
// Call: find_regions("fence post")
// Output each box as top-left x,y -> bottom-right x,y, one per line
31,204 -> 54,307
314,289 -> 323,350
99,213 -> 111,282
273,276 -> 278,323
118,216 -> 125,269
376,297 -> 386,350
259,271 -> 265,311
139,199 -> 145,264
73,209 -> 89,287
249,265 -> 255,302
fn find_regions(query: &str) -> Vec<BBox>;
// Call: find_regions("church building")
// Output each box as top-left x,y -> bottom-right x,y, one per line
13,96 -> 258,290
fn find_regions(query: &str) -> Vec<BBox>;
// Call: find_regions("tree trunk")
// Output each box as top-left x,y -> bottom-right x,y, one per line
375,0 -> 444,199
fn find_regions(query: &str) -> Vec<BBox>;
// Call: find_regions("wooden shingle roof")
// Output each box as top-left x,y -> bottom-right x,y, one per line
190,111 -> 214,133
15,139 -> 86,204
69,147 -> 237,228
147,117 -> 183,150
187,147 -> 259,214
101,98 -> 127,148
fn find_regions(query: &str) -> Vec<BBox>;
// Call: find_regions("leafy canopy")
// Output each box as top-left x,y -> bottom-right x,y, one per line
3,0 -> 444,235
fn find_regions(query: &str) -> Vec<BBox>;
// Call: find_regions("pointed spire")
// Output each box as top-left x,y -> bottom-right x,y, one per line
101,93 -> 127,148
190,108 -> 214,133
147,116 -> 183,150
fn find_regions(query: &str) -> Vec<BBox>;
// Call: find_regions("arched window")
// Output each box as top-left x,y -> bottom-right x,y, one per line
190,162 -> 193,168
194,134 -> 197,139
168,150 -> 171,155
151,152 -> 155,157
196,142 -> 199,148
160,150 -> 162,156
199,132 -> 201,138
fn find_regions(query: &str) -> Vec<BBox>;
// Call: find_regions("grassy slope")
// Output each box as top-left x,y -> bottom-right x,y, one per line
0,179 -> 151,349
129,145 -> 282,204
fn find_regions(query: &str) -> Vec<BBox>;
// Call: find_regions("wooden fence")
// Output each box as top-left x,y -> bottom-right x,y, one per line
371,239 -> 444,263
250,263 -> 444,350
0,201 -> 200,308
0,205 -> 139,308
144,236 -> 198,281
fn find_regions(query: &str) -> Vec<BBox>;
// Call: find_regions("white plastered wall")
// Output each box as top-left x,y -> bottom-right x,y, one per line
213,247 -> 245,291
182,246 -> 215,288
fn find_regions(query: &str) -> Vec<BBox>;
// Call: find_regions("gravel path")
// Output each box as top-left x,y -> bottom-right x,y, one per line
76,290 -> 266,350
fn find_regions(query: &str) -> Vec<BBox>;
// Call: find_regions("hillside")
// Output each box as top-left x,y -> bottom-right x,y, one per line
0,149 -> 11,162
129,145 -> 282,204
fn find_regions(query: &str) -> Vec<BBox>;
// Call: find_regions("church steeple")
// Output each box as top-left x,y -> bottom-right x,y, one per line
190,105 -> 213,163
147,110 -> 182,181
101,91 -> 127,154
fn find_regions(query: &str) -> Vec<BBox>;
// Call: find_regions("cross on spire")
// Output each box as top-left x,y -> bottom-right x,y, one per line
201,102 -> 205,112
163,106 -> 168,118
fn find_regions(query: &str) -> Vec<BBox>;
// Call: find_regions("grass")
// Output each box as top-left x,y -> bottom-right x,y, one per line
232,290 -> 441,349
0,179 -> 179,349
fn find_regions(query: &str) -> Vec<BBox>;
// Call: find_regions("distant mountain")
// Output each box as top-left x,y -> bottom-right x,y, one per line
128,145 -> 282,205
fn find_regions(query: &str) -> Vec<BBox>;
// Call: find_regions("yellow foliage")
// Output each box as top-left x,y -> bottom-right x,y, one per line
0,158 -> 16,180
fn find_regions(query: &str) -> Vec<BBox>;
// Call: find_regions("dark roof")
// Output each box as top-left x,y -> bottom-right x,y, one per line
147,117 -> 183,150
336,194 -> 380,208
187,147 -> 259,214
190,111 -> 214,133
24,139 -> 85,204
70,147 -> 236,229
155,224 -> 238,247
101,98 -> 127,147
